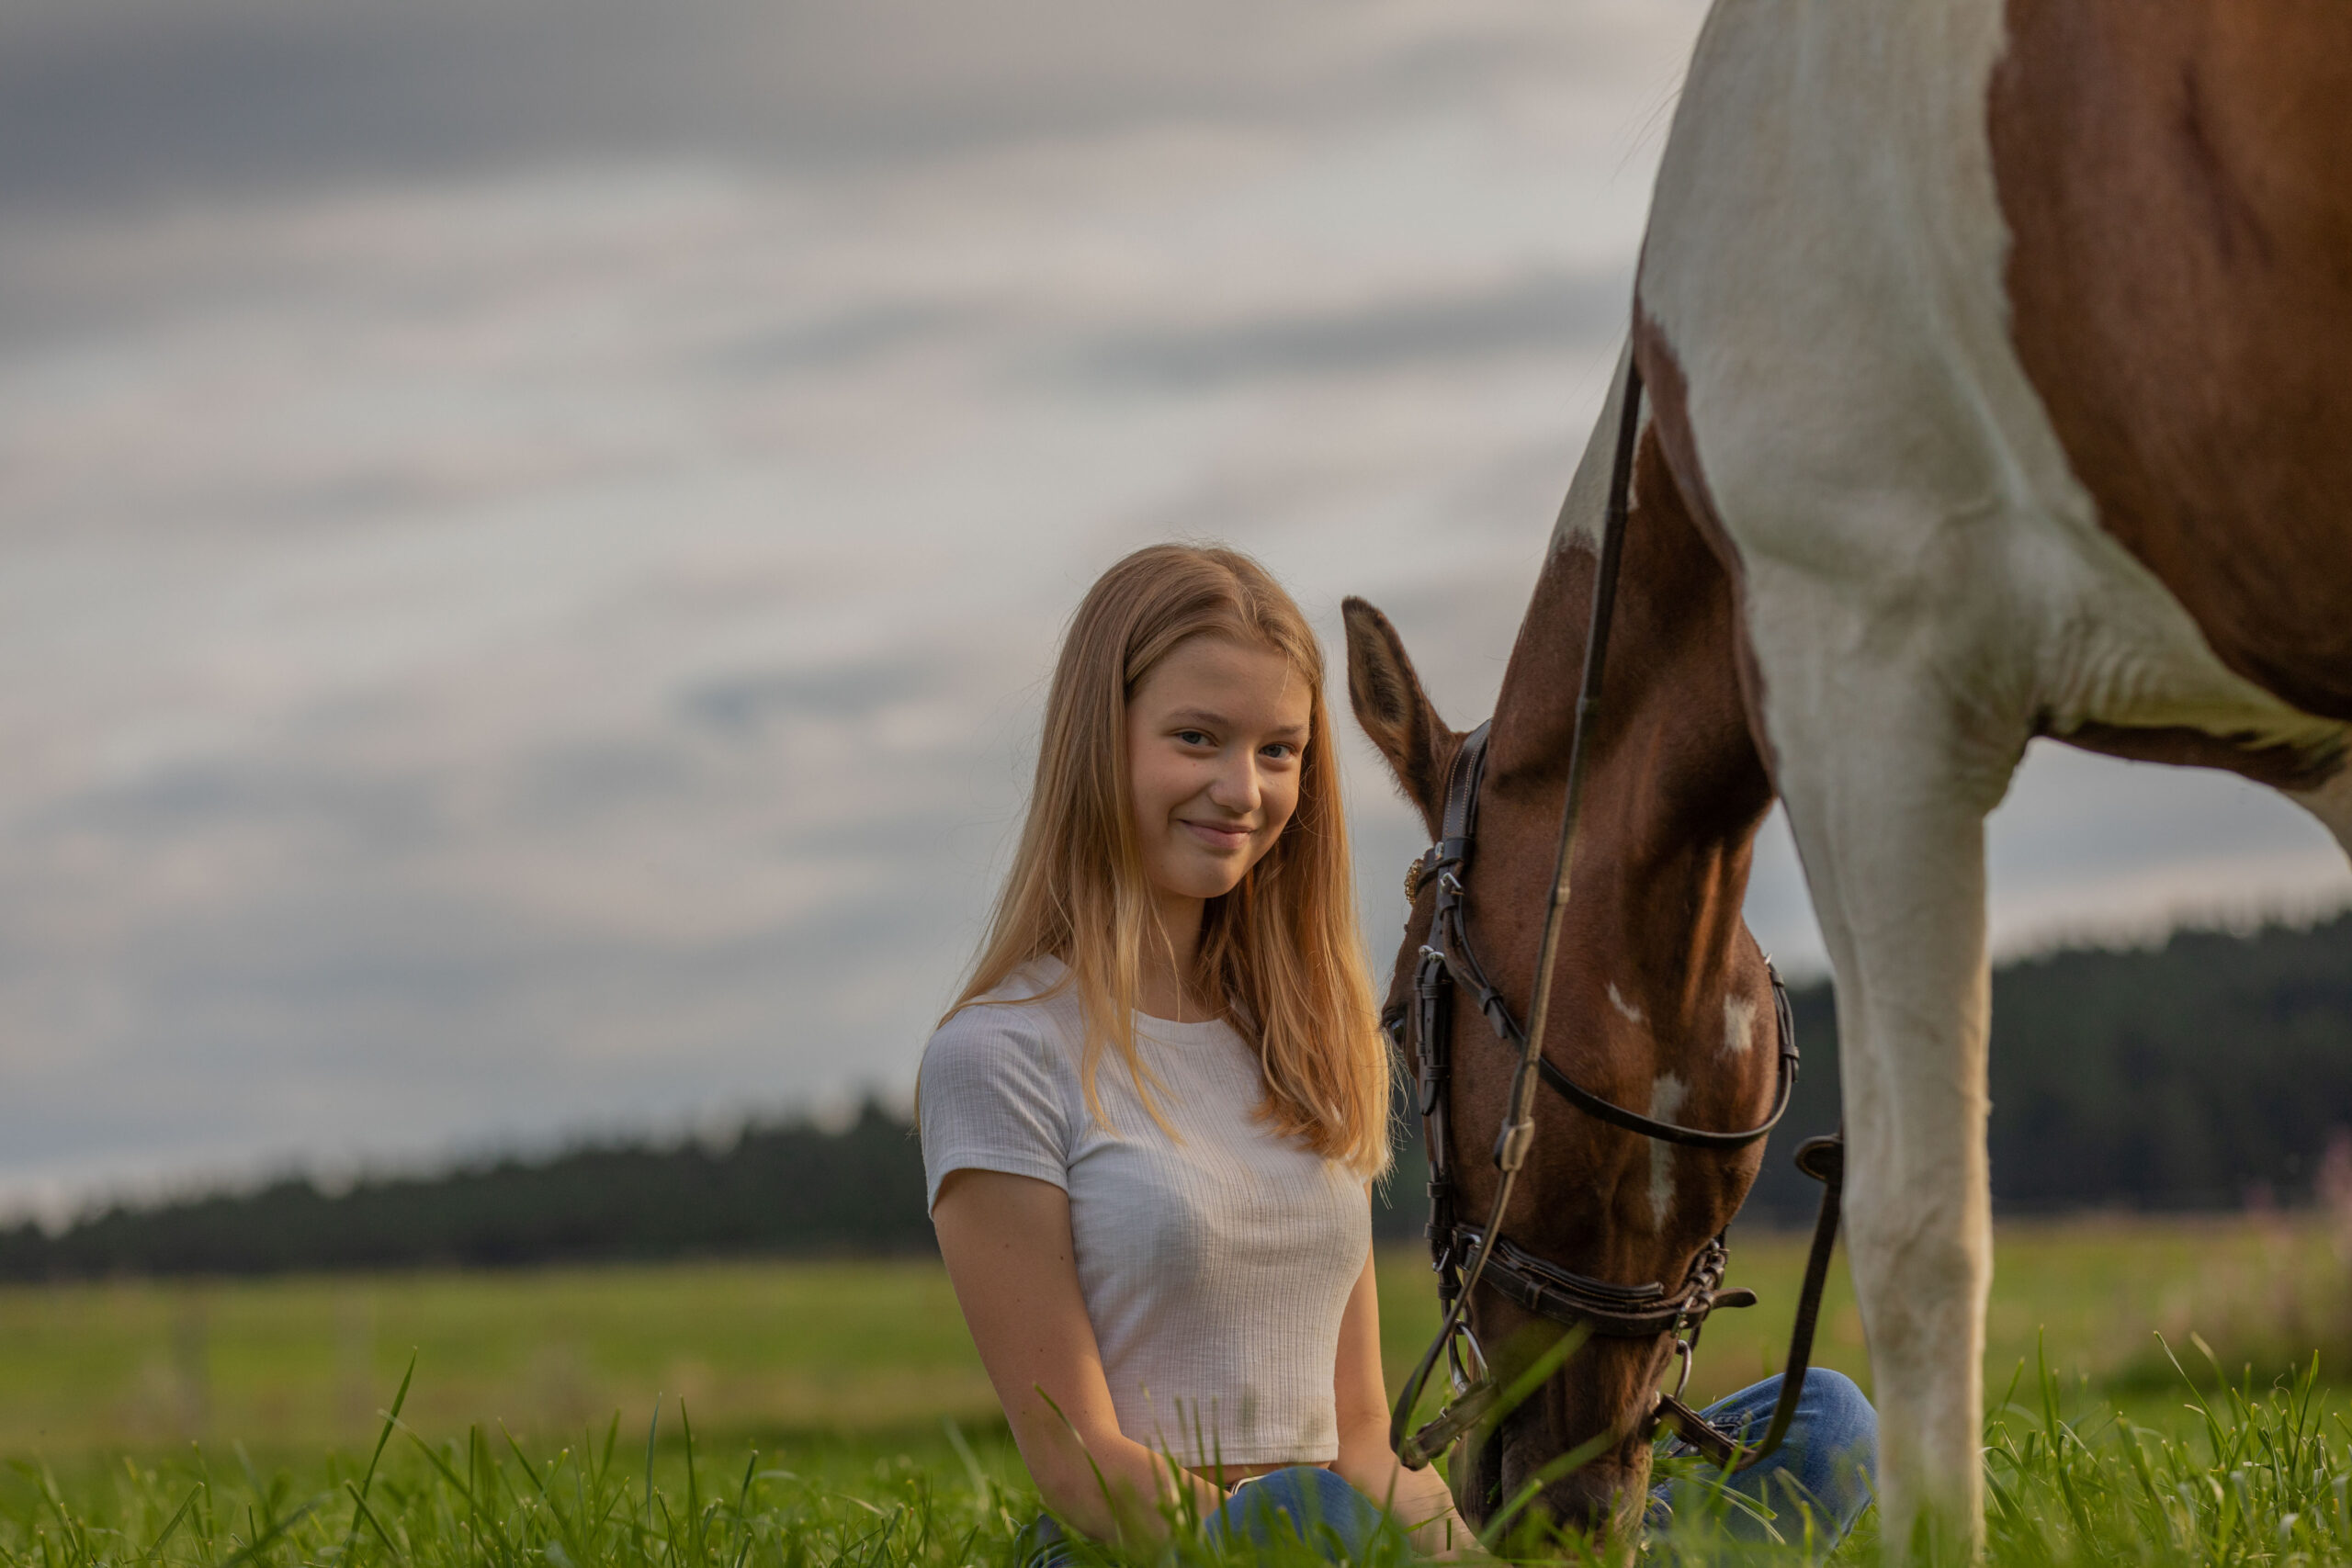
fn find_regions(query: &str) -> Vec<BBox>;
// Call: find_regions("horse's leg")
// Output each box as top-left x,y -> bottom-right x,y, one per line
1762,649 -> 2024,1560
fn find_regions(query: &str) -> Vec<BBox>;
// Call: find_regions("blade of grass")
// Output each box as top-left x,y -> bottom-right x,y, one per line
338,1354 -> 416,1562
396,1427 -> 475,1506
207,1496 -> 323,1568
941,1423 -> 988,1499
681,1402 -> 702,1562
1478,1427 -> 1615,1550
642,1396 -> 663,1545
145,1484 -> 203,1564
341,1483 -> 404,1568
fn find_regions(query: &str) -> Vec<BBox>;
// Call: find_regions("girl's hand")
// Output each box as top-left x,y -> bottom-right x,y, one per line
1327,1247 -> 1482,1555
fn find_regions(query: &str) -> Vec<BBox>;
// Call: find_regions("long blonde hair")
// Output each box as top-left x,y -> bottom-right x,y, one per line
949,544 -> 1389,1178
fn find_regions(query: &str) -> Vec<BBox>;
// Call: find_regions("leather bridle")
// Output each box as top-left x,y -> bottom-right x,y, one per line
1383,360 -> 1848,1481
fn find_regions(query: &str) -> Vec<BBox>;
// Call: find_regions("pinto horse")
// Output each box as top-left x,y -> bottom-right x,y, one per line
1348,1 -> 2352,1551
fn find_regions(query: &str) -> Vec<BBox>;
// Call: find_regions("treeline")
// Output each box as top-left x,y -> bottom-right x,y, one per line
4,913 -> 2347,1278
1740,910 -> 2352,1224
0,1102 -> 933,1280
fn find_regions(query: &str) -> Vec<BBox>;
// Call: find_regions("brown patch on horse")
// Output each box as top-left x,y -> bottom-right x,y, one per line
1632,308 -> 1781,784
1989,0 -> 2352,720
2056,720 -> 2346,792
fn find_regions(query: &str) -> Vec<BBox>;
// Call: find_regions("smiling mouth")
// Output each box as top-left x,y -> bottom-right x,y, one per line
1182,819 -> 1252,850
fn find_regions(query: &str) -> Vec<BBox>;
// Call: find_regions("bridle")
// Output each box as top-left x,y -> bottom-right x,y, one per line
1382,720 -> 1833,1472
1384,359 -> 1848,1482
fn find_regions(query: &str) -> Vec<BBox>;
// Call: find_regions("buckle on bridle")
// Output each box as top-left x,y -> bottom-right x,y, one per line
1449,1320 -> 1489,1395
1398,1379 -> 1500,1472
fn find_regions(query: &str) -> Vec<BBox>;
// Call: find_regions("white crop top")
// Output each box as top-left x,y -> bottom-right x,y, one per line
918,958 -> 1371,1466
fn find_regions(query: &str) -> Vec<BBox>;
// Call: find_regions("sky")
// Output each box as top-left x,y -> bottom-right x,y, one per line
3,0 -> 2346,1220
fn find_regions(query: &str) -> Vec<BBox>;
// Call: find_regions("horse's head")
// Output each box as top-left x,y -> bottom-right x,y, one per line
1343,411 -> 1783,1542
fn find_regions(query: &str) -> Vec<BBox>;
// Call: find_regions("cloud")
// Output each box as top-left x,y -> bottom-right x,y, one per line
1069,265 -> 1629,389
677,658 -> 933,736
0,0 -> 1698,214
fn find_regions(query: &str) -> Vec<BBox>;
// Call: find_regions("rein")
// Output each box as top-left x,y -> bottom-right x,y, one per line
1384,359 -> 1848,1483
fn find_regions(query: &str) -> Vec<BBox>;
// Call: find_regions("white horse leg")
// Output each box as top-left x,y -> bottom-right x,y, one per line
1768,664 -> 2022,1559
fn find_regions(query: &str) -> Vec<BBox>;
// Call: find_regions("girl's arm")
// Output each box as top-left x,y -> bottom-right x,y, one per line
1329,1249 -> 1476,1557
932,1168 -> 1225,1542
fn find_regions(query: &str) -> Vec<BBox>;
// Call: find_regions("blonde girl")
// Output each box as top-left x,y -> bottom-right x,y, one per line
919,544 -> 1464,1560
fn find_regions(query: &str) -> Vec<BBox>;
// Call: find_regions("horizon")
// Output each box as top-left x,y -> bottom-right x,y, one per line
14,904 -> 2346,1233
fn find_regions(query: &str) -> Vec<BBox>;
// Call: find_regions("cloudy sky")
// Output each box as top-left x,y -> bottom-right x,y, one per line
3,0 -> 2345,1217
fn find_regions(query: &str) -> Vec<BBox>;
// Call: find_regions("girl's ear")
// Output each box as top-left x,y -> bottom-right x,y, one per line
1341,597 -> 1461,834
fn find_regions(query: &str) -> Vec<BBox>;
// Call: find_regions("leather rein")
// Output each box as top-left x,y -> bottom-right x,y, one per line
1384,360 -> 1848,1479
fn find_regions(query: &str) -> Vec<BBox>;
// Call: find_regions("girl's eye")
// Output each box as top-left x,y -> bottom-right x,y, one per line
1261,742 -> 1297,761
1175,729 -> 1212,747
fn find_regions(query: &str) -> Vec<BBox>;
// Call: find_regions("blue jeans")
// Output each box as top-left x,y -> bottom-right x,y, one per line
1019,1371 -> 1875,1563
1020,1466 -> 1400,1567
1654,1371 -> 1877,1547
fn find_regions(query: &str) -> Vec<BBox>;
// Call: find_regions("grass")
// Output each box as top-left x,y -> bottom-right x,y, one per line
12,1350 -> 2352,1566
0,1259 -> 994,1457
7,1217 -> 2352,1564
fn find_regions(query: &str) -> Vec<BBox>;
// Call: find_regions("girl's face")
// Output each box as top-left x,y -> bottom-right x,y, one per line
1125,634 -> 1311,909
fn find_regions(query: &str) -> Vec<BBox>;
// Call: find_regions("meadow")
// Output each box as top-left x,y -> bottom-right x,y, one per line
9,1217 -> 2352,1564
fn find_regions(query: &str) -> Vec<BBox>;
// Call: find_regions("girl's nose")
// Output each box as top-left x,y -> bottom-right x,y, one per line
1208,752 -> 1262,812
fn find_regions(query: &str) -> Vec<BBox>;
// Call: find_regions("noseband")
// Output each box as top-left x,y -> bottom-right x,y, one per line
1385,359 -> 1847,1481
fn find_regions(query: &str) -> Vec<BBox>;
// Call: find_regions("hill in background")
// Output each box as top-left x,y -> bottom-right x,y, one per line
6,911 -> 2348,1278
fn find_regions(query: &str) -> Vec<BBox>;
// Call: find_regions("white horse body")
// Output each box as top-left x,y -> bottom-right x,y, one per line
1549,0 -> 2352,1547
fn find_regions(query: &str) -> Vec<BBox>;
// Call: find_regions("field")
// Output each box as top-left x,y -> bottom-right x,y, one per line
9,1217 -> 2352,1563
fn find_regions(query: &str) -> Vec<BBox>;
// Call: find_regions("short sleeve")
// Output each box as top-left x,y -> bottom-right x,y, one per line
917,1003 -> 1073,1212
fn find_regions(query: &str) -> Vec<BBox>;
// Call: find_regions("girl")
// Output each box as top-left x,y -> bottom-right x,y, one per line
920,544 -> 1464,1559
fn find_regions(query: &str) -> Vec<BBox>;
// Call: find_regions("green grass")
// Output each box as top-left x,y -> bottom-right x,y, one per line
0,1260 -> 994,1457
9,1218 -> 2352,1563
12,1352 -> 2352,1566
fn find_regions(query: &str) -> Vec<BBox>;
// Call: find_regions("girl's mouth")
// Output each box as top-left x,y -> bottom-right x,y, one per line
1182,819 -> 1250,851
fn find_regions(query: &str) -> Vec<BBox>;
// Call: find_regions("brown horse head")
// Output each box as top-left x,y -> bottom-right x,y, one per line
1343,415 -> 1783,1540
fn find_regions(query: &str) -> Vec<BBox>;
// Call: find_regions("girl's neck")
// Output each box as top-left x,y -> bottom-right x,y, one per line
1136,887 -> 1208,1021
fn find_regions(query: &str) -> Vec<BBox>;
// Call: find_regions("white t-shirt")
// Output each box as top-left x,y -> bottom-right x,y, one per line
918,957 -> 1372,1467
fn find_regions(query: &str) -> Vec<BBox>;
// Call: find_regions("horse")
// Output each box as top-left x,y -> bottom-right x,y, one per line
1348,2 -> 2352,1551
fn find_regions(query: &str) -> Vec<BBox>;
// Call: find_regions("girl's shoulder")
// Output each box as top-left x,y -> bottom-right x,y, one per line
972,953 -> 1071,1010
923,958 -> 1080,1070
921,958 -> 1087,1144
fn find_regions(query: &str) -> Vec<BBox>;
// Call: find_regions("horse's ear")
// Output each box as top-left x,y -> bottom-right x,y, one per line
1342,597 -> 1458,830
